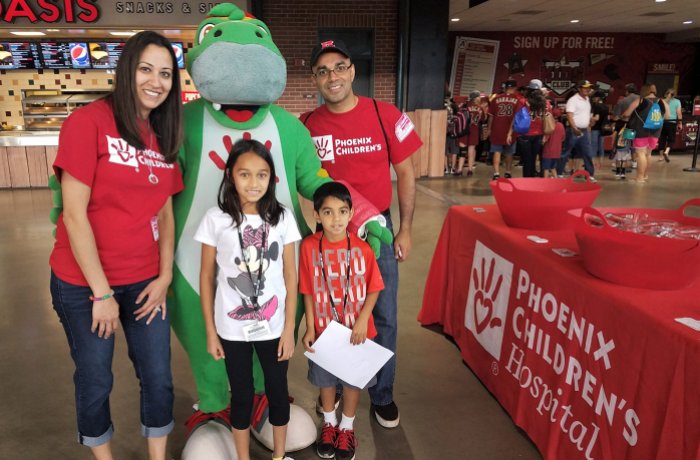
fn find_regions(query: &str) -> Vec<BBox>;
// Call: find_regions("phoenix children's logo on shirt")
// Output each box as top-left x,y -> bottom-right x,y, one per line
312,134 -> 384,162
106,135 -> 174,170
465,240 -> 513,360
107,135 -> 139,167
312,135 -> 335,162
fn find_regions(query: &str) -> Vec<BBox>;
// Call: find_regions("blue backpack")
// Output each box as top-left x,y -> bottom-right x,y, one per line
513,106 -> 531,134
642,101 -> 663,130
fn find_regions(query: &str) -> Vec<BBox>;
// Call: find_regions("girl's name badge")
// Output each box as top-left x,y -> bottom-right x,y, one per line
150,216 -> 159,241
242,320 -> 272,341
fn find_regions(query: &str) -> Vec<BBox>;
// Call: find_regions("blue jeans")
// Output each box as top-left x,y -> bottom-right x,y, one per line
558,128 -> 595,176
590,130 -> 604,158
368,213 -> 399,406
50,273 -> 174,447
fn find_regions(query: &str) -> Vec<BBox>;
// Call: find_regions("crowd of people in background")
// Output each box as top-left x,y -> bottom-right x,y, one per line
444,78 -> 683,183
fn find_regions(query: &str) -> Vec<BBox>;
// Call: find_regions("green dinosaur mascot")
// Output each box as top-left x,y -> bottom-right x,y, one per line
172,4 -> 392,456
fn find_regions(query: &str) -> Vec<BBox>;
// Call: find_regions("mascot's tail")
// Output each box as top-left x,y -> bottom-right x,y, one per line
48,175 -> 62,238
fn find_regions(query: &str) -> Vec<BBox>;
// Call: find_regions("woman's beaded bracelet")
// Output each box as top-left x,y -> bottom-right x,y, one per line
89,290 -> 114,302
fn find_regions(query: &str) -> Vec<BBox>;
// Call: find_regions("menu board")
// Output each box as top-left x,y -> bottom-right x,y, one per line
39,41 -> 91,69
0,42 -> 41,69
449,37 -> 500,97
171,42 -> 185,69
89,42 -> 125,69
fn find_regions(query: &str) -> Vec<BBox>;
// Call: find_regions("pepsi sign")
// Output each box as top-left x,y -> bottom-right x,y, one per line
171,42 -> 184,69
69,42 -> 90,68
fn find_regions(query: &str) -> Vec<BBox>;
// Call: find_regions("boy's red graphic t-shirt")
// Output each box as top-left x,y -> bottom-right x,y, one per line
299,232 -> 384,337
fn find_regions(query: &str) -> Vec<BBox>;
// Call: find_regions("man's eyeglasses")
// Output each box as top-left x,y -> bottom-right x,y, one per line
313,63 -> 352,78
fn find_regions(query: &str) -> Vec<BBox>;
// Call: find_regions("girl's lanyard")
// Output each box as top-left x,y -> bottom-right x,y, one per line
236,222 -> 268,310
318,232 -> 352,325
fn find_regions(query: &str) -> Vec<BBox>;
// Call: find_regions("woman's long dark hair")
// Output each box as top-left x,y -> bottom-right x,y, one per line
110,30 -> 183,163
218,139 -> 284,227
525,88 -> 546,116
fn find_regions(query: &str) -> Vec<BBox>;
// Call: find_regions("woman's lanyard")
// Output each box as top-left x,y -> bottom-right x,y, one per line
318,232 -> 352,324
236,222 -> 268,309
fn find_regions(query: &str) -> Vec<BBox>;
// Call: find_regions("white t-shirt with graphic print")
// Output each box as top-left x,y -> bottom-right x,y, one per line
194,206 -> 301,341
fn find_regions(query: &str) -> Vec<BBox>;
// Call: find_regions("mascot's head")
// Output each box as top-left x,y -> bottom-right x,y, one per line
187,3 -> 286,105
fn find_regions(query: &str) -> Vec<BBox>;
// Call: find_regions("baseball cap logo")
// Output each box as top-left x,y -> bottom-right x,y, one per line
465,241 -> 513,360
321,40 -> 335,49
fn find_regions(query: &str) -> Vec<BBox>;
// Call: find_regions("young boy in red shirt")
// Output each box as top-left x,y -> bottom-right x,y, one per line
300,182 -> 384,460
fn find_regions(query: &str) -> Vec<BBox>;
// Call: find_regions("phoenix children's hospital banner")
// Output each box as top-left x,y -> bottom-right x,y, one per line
449,32 -> 696,103
419,207 -> 700,459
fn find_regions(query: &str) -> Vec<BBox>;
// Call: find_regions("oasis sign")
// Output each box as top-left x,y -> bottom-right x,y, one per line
0,0 -> 99,23
0,1 -> 243,26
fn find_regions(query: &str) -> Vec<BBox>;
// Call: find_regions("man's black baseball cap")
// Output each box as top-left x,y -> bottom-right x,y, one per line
310,39 -> 352,67
503,80 -> 518,89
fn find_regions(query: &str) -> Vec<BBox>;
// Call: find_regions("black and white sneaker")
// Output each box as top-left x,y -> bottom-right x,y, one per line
372,401 -> 400,428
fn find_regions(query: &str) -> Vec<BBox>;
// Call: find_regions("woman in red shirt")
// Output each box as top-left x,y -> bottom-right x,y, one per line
49,31 -> 183,459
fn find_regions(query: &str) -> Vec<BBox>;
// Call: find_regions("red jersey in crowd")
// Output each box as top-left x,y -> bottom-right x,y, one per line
489,92 -> 526,145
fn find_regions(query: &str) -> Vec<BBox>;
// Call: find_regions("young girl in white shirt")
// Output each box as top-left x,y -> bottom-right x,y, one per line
196,139 -> 300,460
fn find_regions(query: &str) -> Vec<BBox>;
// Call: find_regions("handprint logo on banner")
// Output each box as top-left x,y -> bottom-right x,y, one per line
465,240 -> 514,360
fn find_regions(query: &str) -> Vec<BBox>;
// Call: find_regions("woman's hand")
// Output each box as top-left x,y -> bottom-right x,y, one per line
91,297 -> 120,339
134,275 -> 171,324
207,333 -> 225,360
277,328 -> 295,361
302,328 -> 316,353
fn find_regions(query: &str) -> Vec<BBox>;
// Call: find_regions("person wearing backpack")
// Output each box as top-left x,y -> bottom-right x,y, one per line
452,94 -> 481,176
448,100 -> 470,175
515,79 -> 551,177
622,84 -> 669,183
444,99 -> 460,174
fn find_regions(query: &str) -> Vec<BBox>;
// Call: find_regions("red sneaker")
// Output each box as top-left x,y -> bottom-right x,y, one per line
316,423 -> 338,459
334,428 -> 357,460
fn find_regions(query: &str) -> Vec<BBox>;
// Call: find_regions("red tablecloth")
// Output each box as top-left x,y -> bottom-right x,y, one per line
419,205 -> 700,460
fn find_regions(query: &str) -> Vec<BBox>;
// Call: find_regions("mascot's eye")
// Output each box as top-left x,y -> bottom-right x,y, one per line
214,30 -> 222,37
254,26 -> 268,39
198,23 -> 215,44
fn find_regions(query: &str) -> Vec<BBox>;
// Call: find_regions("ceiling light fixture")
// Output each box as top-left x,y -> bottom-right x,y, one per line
683,20 -> 693,24
10,31 -> 46,36
570,19 -> 580,23
451,18 -> 460,22
655,0 -> 666,3
110,31 -> 137,36
46,29 -> 60,32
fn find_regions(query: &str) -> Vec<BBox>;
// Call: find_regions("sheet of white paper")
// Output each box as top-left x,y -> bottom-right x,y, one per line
304,320 -> 394,389
675,317 -> 700,332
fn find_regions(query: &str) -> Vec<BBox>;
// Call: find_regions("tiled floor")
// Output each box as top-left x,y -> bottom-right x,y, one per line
1,151 -> 698,459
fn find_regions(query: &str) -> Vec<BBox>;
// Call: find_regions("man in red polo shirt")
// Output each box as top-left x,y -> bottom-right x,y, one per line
301,39 -> 422,441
